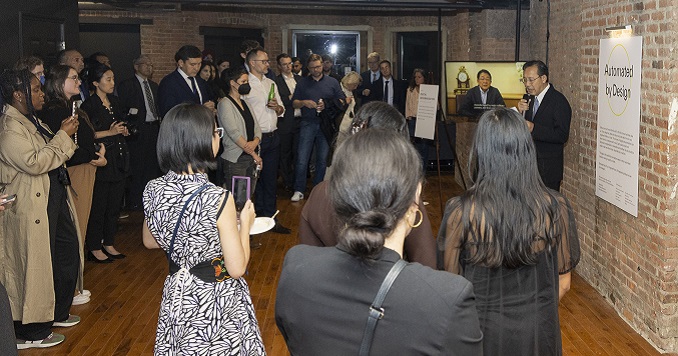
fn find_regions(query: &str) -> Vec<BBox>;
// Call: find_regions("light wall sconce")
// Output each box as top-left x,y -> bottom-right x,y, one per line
605,25 -> 633,37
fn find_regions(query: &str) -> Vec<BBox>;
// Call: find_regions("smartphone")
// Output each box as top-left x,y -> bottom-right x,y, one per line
0,194 -> 17,206
231,176 -> 251,212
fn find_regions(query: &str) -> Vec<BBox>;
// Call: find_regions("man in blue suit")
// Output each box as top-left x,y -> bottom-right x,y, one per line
158,45 -> 215,118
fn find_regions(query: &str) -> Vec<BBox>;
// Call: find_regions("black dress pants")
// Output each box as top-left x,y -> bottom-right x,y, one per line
255,132 -> 280,217
87,179 -> 125,251
127,122 -> 161,210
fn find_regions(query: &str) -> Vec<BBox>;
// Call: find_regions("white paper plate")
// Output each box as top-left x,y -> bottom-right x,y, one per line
248,217 -> 275,235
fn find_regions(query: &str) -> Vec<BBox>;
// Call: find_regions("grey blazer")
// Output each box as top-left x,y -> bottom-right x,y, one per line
216,96 -> 262,163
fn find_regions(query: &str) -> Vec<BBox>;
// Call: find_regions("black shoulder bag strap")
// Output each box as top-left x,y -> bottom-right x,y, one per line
358,259 -> 408,356
167,184 -> 210,262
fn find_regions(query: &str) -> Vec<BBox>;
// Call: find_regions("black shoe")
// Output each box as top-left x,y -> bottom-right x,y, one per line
87,251 -> 114,263
270,223 -> 291,234
102,247 -> 126,260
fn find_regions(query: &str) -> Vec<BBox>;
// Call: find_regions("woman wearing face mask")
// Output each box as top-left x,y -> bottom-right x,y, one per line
15,56 -> 46,85
80,63 -> 130,263
216,67 -> 262,189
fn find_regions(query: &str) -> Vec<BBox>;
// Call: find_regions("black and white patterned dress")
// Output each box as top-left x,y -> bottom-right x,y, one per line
143,171 -> 265,355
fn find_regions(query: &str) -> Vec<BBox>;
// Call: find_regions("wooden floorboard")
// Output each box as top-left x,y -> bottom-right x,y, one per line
19,171 -> 663,355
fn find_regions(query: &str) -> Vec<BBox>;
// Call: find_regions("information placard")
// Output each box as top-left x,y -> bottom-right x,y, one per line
414,84 -> 439,140
596,36 -> 642,217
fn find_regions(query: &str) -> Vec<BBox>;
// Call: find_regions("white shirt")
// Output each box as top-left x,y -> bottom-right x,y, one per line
282,73 -> 301,117
135,74 -> 157,122
534,83 -> 550,115
243,73 -> 284,133
480,88 -> 488,105
383,77 -> 393,106
177,67 -> 203,103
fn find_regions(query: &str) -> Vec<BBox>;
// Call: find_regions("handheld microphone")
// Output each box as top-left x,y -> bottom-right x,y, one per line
522,94 -> 534,119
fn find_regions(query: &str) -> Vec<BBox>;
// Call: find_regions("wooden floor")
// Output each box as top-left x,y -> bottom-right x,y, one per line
21,172 -> 662,355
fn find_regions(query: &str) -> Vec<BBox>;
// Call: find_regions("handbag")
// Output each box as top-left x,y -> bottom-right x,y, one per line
358,259 -> 408,356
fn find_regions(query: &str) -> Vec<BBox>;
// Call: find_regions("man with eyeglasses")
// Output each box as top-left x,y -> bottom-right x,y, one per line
57,49 -> 87,101
290,54 -> 345,202
459,69 -> 506,117
517,60 -> 572,191
243,48 -> 290,234
117,55 -> 162,210
357,52 -> 382,106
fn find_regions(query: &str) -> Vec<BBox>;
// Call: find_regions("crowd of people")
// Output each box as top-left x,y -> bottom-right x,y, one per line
0,37 -> 579,355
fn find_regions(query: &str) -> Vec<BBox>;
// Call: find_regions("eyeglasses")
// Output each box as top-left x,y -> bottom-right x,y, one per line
521,76 -> 541,84
214,127 -> 224,138
308,65 -> 322,70
68,75 -> 81,83
252,59 -> 270,64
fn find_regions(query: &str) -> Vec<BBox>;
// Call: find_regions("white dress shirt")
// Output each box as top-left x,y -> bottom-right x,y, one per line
243,73 -> 284,133
177,67 -> 203,103
282,73 -> 301,117
383,77 -> 393,106
135,74 -> 157,122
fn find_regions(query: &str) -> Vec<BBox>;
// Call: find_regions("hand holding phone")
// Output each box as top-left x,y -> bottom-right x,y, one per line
232,176 -> 251,212
0,194 -> 17,206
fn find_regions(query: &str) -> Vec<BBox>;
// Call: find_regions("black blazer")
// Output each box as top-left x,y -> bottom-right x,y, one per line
276,245 -> 483,355
274,74 -> 301,134
117,76 -> 160,124
157,69 -> 213,118
525,84 -> 572,187
356,70 -> 379,106
368,77 -> 407,115
458,86 -> 506,117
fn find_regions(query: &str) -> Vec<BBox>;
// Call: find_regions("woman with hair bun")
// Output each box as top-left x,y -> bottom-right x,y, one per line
276,129 -> 483,355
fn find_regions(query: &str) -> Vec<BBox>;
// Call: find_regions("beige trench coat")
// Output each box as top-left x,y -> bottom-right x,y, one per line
0,105 -> 80,324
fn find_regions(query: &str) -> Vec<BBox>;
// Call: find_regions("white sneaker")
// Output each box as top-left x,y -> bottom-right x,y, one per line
291,191 -> 304,202
81,289 -> 91,297
72,293 -> 90,306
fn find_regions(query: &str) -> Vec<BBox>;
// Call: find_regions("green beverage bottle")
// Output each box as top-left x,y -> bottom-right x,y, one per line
268,83 -> 275,101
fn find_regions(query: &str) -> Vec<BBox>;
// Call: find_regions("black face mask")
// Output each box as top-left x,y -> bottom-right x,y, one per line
238,83 -> 251,95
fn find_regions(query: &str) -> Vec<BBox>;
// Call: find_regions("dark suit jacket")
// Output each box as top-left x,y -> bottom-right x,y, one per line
117,76 -> 159,124
356,70 -> 379,106
157,69 -> 213,118
525,84 -> 572,189
276,245 -> 483,355
458,86 -> 505,117
368,77 -> 407,114
274,73 -> 301,134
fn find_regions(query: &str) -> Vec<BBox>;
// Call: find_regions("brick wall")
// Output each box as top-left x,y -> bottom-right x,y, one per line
533,0 -> 677,351
80,1 -> 678,352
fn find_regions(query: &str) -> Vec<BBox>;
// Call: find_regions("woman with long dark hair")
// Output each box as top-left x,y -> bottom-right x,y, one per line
143,103 -> 264,354
81,63 -> 129,263
277,129 -> 482,354
39,64 -> 107,305
0,69 -> 79,348
438,107 -> 580,355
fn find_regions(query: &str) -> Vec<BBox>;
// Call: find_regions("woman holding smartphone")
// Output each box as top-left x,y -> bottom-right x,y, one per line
216,67 -> 262,190
0,69 -> 79,348
143,103 -> 264,354
81,63 -> 129,263
39,64 -> 108,305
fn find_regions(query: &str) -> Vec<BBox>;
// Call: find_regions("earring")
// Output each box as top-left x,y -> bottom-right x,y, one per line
406,208 -> 423,228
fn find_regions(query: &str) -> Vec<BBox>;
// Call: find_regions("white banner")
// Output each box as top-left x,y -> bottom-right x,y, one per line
596,36 -> 642,217
414,84 -> 439,140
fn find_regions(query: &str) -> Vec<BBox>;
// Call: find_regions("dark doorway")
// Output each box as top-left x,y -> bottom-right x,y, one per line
201,27 -> 264,69
397,31 -> 439,82
79,23 -> 141,82
20,13 -> 65,66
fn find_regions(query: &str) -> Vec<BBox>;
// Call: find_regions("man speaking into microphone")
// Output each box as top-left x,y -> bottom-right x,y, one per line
518,60 -> 572,191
